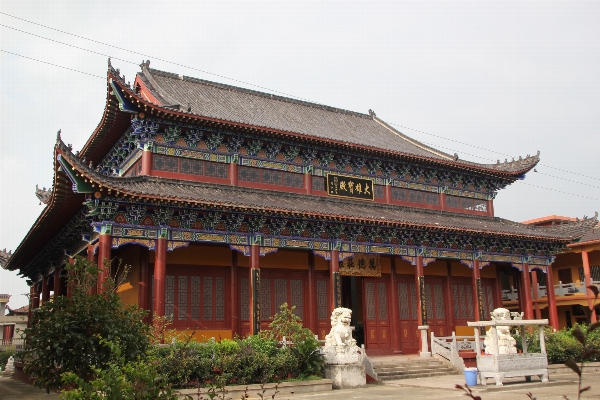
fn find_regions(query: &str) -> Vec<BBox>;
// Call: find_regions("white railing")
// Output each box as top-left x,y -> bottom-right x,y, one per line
0,337 -> 24,351
431,332 -> 484,371
502,280 -> 600,301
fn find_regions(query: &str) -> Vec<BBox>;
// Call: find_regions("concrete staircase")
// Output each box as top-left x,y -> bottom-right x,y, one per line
372,357 -> 460,381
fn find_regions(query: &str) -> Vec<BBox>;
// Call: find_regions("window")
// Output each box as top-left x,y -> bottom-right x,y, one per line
391,187 -> 439,205
238,166 -> 304,188
446,195 -> 487,212
374,185 -> 385,199
153,154 -> 228,179
153,268 -> 227,328
240,271 -> 305,322
312,176 -> 325,191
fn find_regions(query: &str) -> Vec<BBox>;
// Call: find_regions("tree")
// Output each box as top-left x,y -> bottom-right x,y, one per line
18,257 -> 150,391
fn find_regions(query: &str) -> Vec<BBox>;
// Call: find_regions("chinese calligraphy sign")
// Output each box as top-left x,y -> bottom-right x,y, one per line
339,254 -> 381,277
326,173 -> 374,201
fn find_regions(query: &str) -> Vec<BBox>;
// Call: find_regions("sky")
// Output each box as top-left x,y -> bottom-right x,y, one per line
0,1 -> 599,309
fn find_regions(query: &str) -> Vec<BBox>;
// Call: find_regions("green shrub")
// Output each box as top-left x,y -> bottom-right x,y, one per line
18,257 -> 149,391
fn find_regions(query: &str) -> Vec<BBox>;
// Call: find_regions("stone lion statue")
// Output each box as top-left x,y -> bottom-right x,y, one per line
325,307 -> 357,348
484,307 -> 518,355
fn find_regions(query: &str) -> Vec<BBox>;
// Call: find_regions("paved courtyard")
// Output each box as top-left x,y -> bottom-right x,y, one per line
2,372 -> 600,399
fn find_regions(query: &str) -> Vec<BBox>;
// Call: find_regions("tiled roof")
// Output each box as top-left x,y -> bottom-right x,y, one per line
571,221 -> 600,245
137,66 -> 539,175
59,140 -> 596,242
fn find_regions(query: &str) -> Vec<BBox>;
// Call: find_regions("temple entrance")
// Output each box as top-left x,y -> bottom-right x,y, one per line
341,276 -> 364,347
424,277 -> 449,337
363,276 -> 391,353
396,275 -> 419,353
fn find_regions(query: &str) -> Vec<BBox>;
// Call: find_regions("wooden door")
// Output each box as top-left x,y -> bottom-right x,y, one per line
424,277 -> 448,338
480,278 -> 496,320
363,277 -> 391,352
558,268 -> 573,284
451,277 -> 475,327
396,275 -> 419,353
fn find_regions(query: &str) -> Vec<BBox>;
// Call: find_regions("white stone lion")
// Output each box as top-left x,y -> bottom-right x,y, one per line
325,307 -> 357,348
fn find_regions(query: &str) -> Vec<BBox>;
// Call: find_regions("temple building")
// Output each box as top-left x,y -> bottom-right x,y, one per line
5,60 -> 598,354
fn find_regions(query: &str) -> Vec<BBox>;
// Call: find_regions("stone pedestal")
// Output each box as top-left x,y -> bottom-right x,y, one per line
325,364 -> 366,389
418,325 -> 431,357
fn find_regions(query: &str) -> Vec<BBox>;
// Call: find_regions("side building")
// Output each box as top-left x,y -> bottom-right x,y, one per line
5,61 -> 597,354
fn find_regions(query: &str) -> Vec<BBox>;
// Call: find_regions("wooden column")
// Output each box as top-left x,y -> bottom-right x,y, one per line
230,251 -> 239,336
97,233 -> 112,293
153,237 -> 167,318
53,267 -> 62,298
488,200 -> 494,217
304,172 -> 312,195
440,192 -> 447,211
86,243 -> 96,295
41,275 -> 50,305
229,161 -> 238,186
494,265 -> 504,308
389,257 -> 401,353
141,146 -> 152,175
546,263 -> 559,330
521,264 -> 534,319
581,250 -> 598,323
415,255 -> 426,326
307,251 -> 316,333
445,261 -> 455,328
138,247 -> 150,323
531,270 -> 542,320
385,184 -> 392,204
472,259 -> 483,321
515,268 -> 525,314
249,243 -> 260,335
330,249 -> 341,310
28,285 -> 38,327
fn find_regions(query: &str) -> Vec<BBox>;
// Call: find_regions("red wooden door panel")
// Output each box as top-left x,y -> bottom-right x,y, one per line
396,275 -> 419,353
424,277 -> 448,338
364,277 -> 391,351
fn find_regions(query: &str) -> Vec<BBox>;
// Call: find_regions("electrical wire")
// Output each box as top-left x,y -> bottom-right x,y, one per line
0,49 -> 104,79
2,11 -> 599,194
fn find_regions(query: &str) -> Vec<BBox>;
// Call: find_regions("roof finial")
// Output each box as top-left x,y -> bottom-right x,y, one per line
108,57 -> 113,70
140,60 -> 151,69
56,129 -> 62,142
453,153 -> 459,161
368,109 -> 376,117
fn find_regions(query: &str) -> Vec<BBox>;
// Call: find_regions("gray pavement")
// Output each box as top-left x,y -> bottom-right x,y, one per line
2,373 -> 600,400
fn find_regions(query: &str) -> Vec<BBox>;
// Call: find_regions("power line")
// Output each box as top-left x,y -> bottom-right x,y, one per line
534,171 -> 600,190
0,24 -> 138,66
0,50 -> 104,79
2,11 -> 599,183
4,48 -> 598,203
0,11 -> 321,104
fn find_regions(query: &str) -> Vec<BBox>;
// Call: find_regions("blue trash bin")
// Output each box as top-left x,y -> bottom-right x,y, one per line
464,368 -> 477,386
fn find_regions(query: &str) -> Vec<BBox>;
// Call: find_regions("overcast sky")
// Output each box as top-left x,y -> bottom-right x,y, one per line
1,1 -> 599,308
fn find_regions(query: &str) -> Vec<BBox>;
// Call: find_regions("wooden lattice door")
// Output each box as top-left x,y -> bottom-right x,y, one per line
396,275 -> 419,353
424,277 -> 449,337
363,277 -> 391,351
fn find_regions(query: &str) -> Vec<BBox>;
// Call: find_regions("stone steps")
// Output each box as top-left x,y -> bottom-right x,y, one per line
372,358 -> 460,381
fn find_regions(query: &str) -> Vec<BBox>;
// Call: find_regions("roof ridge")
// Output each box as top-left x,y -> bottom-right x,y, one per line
143,67 -> 374,120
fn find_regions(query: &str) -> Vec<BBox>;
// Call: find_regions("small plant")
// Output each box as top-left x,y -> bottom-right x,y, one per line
563,285 -> 599,400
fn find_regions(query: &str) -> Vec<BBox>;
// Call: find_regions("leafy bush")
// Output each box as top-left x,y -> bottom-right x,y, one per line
18,257 -> 150,391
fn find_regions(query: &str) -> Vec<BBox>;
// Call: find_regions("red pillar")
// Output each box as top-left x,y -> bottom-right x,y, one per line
307,251 -> 316,333
138,247 -> 150,323
28,285 -> 37,327
445,261 -> 455,328
249,243 -> 260,335
488,200 -> 494,217
229,162 -> 238,186
385,184 -> 392,204
230,251 -> 239,336
415,255 -> 426,326
472,259 -> 482,321
494,265 -> 504,308
515,268 -> 525,314
531,270 -> 542,319
53,267 -> 62,298
97,233 -> 112,293
581,250 -> 597,323
153,237 -> 167,318
330,249 -> 341,311
41,276 -> 50,305
546,263 -> 559,330
141,149 -> 152,175
521,264 -> 534,319
440,192 -> 447,211
389,257 -> 401,353
304,172 -> 312,195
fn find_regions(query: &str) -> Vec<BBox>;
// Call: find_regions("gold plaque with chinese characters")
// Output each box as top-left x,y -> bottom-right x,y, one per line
326,173 -> 374,201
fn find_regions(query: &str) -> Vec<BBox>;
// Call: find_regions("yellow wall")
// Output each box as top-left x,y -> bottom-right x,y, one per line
481,263 -> 497,278
381,256 -> 391,274
261,250 -> 308,270
395,259 -> 414,274
424,260 -> 448,276
114,245 -> 140,306
315,255 -> 328,271
451,262 -> 471,277
162,244 -> 232,266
